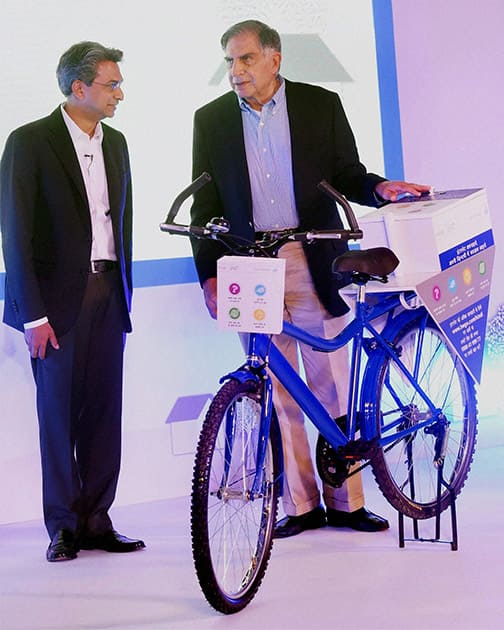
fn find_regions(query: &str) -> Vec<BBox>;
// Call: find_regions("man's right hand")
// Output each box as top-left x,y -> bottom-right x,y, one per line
202,277 -> 218,319
24,322 -> 60,359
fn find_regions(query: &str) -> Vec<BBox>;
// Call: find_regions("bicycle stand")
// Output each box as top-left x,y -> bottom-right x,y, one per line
397,463 -> 458,551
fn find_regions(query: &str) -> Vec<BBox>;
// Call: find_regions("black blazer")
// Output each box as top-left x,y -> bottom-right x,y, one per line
190,79 -> 385,317
0,107 -> 133,335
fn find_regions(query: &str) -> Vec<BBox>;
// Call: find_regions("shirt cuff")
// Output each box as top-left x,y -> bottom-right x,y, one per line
24,316 -> 49,330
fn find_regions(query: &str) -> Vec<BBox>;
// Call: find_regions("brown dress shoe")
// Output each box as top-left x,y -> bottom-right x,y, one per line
46,529 -> 78,562
274,506 -> 326,538
326,507 -> 389,532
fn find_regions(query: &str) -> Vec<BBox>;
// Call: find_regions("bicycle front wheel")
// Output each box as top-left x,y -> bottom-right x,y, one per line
191,378 -> 281,614
363,309 -> 477,519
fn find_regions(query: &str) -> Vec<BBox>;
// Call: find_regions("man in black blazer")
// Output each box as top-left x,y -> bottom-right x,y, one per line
0,41 -> 144,560
190,20 -> 430,538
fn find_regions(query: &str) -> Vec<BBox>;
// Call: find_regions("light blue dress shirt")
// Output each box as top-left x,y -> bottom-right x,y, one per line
239,78 -> 299,231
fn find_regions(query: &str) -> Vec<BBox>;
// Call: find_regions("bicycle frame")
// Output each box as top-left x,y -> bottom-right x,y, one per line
230,287 -> 444,496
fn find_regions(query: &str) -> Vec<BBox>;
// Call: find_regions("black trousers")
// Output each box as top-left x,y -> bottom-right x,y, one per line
31,270 -> 125,539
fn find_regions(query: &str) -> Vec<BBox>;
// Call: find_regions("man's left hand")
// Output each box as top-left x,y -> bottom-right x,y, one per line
375,180 -> 431,202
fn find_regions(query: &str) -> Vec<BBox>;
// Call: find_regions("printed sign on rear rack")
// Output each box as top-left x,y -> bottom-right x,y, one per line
358,188 -> 495,383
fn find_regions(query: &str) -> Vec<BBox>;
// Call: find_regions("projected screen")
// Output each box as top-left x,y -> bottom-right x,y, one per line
0,1 -> 384,275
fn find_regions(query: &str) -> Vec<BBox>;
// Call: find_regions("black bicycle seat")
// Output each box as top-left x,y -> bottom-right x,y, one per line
333,247 -> 399,276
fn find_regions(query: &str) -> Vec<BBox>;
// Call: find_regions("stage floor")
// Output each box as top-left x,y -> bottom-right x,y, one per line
1,414 -> 503,630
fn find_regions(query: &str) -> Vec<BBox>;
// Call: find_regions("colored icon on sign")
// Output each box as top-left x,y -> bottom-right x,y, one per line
229,283 -> 241,295
478,260 -> 486,275
255,284 -> 266,296
432,285 -> 441,301
448,277 -> 457,292
229,307 -> 240,319
254,309 -> 266,321
463,268 -> 472,286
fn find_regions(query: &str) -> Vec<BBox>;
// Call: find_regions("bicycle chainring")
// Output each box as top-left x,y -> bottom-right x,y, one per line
315,435 -> 351,488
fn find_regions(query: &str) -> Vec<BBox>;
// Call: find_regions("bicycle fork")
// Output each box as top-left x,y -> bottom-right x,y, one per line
219,334 -> 280,501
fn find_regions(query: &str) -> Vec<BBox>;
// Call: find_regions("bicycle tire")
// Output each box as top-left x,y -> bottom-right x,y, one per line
191,378 -> 281,614
362,308 -> 478,520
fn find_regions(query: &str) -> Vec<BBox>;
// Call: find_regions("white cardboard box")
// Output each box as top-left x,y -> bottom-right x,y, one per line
358,188 -> 491,278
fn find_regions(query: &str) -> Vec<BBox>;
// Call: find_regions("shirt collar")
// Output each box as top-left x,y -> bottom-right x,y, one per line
60,104 -> 103,144
238,75 -> 285,113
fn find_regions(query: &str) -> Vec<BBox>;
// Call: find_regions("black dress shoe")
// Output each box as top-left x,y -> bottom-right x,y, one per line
274,506 -> 326,539
326,507 -> 389,532
46,529 -> 78,562
79,529 -> 146,552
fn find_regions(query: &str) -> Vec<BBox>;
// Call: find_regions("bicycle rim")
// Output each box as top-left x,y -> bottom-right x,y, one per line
191,379 -> 280,614
366,311 -> 477,519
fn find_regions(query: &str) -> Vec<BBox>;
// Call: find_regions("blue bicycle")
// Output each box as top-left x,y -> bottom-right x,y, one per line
160,176 -> 478,614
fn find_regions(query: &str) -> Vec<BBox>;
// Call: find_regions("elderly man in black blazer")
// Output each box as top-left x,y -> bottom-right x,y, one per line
0,41 -> 144,560
190,20 -> 430,538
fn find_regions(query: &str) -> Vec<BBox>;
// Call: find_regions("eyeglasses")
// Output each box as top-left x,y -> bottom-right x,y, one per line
91,79 -> 123,91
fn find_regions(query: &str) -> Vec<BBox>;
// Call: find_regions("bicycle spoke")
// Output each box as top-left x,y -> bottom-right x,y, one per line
191,380 -> 280,613
366,311 -> 477,519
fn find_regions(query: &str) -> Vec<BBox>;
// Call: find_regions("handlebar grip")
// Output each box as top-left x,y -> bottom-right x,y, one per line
159,223 -> 209,237
159,223 -> 190,234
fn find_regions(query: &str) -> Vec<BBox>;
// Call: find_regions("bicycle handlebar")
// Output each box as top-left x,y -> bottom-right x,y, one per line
163,171 -> 212,225
159,175 -> 364,246
316,181 -> 363,240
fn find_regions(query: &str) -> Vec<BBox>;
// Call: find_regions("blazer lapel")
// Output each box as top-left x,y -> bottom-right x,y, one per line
221,95 -> 253,227
46,108 -> 90,229
284,81 -> 307,203
101,130 -> 121,223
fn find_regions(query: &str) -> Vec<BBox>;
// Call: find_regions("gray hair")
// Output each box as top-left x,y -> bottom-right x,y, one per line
56,41 -> 123,96
220,20 -> 281,52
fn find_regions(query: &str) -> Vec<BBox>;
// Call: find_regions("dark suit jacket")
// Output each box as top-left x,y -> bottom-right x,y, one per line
190,79 -> 386,317
0,107 -> 133,336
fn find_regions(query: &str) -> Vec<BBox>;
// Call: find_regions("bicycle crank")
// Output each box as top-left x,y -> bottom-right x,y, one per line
316,435 -> 380,487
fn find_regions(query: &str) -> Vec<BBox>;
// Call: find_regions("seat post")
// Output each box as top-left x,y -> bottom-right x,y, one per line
356,282 -> 367,305
345,277 -> 368,440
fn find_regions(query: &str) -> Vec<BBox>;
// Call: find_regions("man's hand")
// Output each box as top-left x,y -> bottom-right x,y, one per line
375,180 -> 431,202
24,322 -> 60,359
202,277 -> 218,319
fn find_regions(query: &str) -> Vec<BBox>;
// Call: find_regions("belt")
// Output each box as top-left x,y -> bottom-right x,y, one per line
88,260 -> 118,273
255,228 -> 298,241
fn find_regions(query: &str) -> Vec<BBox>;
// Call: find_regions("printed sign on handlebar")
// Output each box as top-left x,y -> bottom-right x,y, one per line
217,256 -> 286,334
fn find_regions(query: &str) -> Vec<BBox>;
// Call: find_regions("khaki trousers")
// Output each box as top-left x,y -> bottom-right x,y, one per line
272,242 -> 364,516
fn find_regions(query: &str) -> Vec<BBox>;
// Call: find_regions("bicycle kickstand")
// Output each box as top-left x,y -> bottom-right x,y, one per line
398,463 -> 458,551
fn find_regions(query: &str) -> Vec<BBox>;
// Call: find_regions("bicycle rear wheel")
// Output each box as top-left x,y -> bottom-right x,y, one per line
363,309 -> 477,519
191,378 -> 281,614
